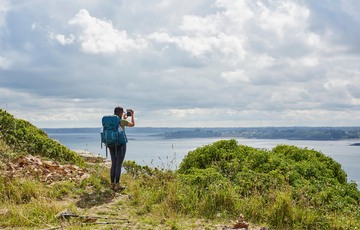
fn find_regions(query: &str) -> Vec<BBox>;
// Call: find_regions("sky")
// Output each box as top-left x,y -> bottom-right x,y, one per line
0,0 -> 359,128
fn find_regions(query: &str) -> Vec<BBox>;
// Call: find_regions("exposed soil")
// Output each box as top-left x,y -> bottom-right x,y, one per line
5,154 -> 89,184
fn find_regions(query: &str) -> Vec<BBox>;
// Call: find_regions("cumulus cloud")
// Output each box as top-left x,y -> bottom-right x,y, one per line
257,1 -> 310,39
50,33 -> 75,45
180,14 -> 220,35
220,69 -> 251,83
149,32 -> 246,59
68,9 -> 147,54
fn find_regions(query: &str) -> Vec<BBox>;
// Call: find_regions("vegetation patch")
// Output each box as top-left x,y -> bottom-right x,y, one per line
1,109 -> 359,229
0,109 -> 84,165
176,139 -> 360,229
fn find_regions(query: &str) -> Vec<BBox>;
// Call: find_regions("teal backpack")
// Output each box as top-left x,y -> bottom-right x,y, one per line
101,115 -> 128,157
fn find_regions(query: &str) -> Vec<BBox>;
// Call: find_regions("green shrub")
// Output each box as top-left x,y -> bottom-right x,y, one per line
177,139 -> 360,228
0,109 -> 84,166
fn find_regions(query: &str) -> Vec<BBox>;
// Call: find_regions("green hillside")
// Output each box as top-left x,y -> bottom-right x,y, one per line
0,109 -> 84,165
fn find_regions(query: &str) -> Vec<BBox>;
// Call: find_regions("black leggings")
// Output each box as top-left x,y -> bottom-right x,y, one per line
109,144 -> 127,184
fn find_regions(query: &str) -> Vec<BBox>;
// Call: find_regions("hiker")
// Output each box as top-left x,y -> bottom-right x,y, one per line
109,106 -> 135,191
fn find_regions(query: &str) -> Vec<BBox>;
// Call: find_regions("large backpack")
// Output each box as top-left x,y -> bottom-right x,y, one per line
101,115 -> 128,157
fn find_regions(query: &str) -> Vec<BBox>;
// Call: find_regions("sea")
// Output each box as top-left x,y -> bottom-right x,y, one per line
45,128 -> 360,187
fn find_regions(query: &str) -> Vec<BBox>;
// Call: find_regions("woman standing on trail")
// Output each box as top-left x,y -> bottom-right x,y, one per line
109,106 -> 135,191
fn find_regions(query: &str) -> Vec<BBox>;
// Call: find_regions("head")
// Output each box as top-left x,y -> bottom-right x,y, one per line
114,106 -> 124,117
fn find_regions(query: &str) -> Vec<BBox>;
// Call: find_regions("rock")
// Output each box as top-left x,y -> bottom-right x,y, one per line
5,155 -> 89,184
232,222 -> 249,229
232,213 -> 249,229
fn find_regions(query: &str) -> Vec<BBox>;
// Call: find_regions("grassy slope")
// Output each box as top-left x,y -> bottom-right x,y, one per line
0,109 -> 84,165
1,109 -> 360,229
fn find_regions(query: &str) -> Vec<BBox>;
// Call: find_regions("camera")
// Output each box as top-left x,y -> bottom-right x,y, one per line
126,109 -> 133,116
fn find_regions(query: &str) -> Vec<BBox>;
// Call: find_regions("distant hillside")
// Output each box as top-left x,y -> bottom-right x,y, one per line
163,128 -> 222,139
161,127 -> 360,140
43,126 -> 360,141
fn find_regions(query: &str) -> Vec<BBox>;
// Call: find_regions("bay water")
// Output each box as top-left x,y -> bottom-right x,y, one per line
46,129 -> 360,187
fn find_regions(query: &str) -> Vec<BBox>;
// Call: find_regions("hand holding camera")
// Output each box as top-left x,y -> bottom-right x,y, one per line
124,109 -> 135,127
126,109 -> 134,117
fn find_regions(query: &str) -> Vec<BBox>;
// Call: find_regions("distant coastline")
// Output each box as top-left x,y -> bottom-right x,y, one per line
43,126 -> 360,141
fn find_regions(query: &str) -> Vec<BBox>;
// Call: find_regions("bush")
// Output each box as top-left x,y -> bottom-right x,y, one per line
0,109 -> 84,166
177,139 -> 360,228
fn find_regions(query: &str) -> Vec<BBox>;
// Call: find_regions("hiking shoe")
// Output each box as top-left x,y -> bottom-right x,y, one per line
113,184 -> 126,192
